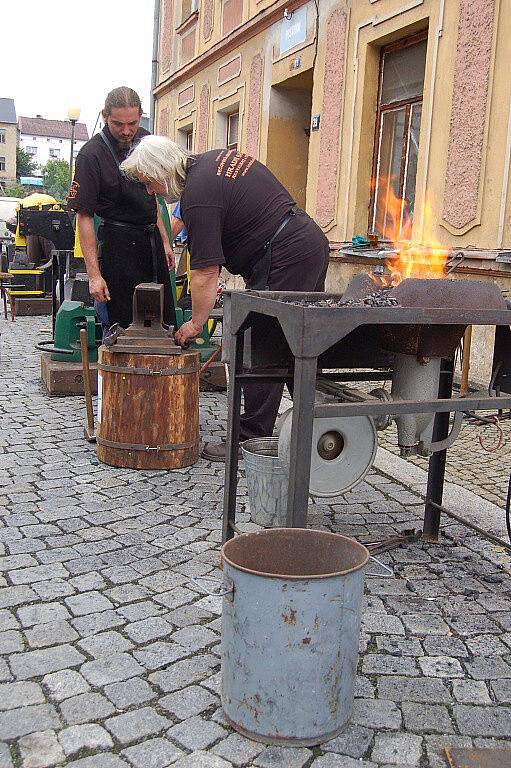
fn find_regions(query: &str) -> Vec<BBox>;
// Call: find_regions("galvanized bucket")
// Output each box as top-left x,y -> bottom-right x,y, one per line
221,528 -> 369,746
241,438 -> 287,527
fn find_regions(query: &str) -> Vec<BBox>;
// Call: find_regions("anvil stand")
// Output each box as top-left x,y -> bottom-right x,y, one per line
222,311 -> 511,552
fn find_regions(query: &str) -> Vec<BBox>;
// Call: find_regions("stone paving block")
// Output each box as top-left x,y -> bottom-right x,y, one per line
71,610 -> 125,637
104,677 -> 156,709
0,681 -> 45,711
0,629 -> 24,653
80,652 -> 144,686
10,645 -> 86,680
417,656 -> 464,678
454,704 -> 511,737
0,743 -> 13,768
212,733 -> 264,766
376,636 -> 423,657
0,610 -> 19,632
42,669 -> 90,701
401,614 -> 451,636
66,755 -> 129,768
121,737 -> 184,768
69,572 -> 107,592
19,729 -> 65,768
8,563 -> 67,585
421,636 -> 468,658
117,601 -> 165,622
105,707 -> 170,745
361,613 -> 405,635
464,656 -> 511,680
312,757 -> 377,768
17,603 -> 72,629
171,754 -> 232,768
160,685 -> 219,720
123,617 -> 173,644
132,641 -> 189,671
0,586 -> 38,609
167,715 -> 227,751
25,621 -> 79,649
0,704 -> 61,740
402,702 -> 454,734
58,723 -> 114,756
351,698 -> 402,730
322,723 -> 373,758
446,614 -> 500,636
64,591 -> 115,616
59,692 -> 115,725
452,680 -> 491,705
362,654 -> 418,676
490,678 -> 511,703
105,585 -> 154,604
33,580 -> 76,600
371,733 -> 423,765
150,656 -> 219,693
377,676 -> 452,704
77,630 -> 133,657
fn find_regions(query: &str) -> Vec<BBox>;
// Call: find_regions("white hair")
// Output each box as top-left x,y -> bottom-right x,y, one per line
120,135 -> 191,202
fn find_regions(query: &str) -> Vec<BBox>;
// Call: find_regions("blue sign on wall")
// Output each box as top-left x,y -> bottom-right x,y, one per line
279,6 -> 307,55
20,176 -> 44,186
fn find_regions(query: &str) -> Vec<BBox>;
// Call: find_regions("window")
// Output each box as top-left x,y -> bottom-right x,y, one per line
181,0 -> 198,23
0,130 -> 5,144
186,130 -> 193,152
59,139 -> 63,143
370,33 -> 427,238
0,157 -> 5,172
226,112 -> 239,150
26,146 -> 37,156
49,148 -> 60,158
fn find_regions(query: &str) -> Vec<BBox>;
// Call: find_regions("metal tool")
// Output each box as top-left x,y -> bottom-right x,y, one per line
80,328 -> 96,443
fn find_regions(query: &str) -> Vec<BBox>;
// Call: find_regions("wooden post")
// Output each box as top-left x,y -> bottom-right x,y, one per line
80,328 -> 96,442
460,326 -> 472,397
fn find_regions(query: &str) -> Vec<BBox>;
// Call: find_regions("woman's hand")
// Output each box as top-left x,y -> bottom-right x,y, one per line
89,275 -> 111,303
175,319 -> 202,347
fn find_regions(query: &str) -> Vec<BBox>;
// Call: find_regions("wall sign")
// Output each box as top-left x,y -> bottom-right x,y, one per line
279,6 -> 307,55
311,114 -> 320,131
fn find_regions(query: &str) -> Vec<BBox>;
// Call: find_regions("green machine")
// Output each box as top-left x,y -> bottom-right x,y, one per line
37,301 -> 99,363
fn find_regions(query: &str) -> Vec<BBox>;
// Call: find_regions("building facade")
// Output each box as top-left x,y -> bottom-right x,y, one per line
18,116 -> 89,171
153,0 -> 511,380
0,98 -> 18,190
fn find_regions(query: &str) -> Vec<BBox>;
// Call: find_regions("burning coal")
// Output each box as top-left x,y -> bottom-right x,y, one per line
370,178 -> 448,286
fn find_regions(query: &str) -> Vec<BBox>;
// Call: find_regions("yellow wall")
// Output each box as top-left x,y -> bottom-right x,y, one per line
155,0 -> 511,252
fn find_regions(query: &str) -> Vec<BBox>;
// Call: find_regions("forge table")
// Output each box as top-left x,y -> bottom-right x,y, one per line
221,290 -> 511,547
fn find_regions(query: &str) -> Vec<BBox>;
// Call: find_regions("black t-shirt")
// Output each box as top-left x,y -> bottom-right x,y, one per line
181,150 -> 295,278
67,126 -> 156,225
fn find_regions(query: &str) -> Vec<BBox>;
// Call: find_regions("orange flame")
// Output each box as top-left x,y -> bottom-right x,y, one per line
370,178 -> 448,286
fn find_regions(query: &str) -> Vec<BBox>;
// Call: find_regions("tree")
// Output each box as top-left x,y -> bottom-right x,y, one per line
16,147 -> 37,179
42,159 -> 70,201
2,183 -> 30,198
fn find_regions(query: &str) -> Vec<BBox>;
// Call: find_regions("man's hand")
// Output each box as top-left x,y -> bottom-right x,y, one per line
89,275 -> 111,303
175,319 -> 202,347
164,242 -> 175,270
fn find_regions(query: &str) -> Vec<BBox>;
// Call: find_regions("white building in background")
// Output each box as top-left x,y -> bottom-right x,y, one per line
18,116 -> 89,171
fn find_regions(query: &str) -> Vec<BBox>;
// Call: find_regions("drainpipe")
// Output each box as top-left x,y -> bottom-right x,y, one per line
150,0 -> 161,133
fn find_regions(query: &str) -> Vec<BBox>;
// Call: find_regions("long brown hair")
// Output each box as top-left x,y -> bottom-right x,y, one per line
103,87 -> 142,117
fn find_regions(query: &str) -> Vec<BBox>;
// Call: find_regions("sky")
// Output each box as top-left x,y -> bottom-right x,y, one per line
3,0 -> 156,136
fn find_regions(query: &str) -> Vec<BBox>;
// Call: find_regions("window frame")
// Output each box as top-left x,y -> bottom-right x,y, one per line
226,111 -> 239,151
0,130 -> 5,144
0,157 -> 5,172
368,30 -> 428,238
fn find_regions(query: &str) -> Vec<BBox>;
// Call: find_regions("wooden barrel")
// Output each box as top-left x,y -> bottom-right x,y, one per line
96,345 -> 200,470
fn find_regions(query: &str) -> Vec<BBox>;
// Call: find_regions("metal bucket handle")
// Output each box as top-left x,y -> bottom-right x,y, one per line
366,555 -> 395,578
189,574 -> 234,602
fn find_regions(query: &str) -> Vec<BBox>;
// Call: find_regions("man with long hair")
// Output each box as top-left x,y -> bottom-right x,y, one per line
67,87 -> 175,330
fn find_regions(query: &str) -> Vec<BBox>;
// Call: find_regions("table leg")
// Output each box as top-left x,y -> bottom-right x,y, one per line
285,356 -> 318,528
222,329 -> 245,543
423,360 -> 454,541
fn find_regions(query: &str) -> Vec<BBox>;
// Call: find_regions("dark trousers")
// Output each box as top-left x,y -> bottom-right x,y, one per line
239,223 -> 329,440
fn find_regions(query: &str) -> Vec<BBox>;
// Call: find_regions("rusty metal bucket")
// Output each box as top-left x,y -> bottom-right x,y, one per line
221,528 -> 369,746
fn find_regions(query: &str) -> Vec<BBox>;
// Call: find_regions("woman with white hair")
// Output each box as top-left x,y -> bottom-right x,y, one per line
121,136 -> 329,461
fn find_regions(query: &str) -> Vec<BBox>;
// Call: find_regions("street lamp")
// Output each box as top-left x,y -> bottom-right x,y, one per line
67,106 -> 81,195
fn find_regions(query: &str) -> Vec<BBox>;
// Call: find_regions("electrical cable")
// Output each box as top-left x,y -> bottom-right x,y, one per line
312,0 -> 320,71
506,472 -> 511,544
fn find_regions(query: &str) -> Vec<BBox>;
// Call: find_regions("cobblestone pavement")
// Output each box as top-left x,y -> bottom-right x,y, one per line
1,315 -> 511,768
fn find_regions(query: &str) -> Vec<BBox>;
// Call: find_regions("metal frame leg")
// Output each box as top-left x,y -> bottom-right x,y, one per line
222,329 -> 245,542
285,356 -> 318,528
423,359 -> 454,541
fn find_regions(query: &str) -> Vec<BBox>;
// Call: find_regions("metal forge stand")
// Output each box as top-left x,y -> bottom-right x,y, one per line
222,290 -> 511,547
